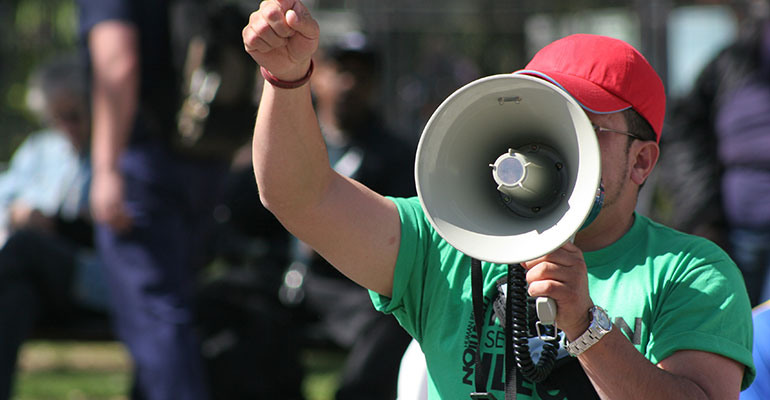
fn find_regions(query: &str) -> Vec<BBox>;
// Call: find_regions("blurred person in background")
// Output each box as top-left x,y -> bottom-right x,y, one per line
279,35 -> 415,400
0,56 -> 91,246
224,33 -> 416,400
75,0 -> 237,398
184,33 -> 415,400
0,55 -> 107,400
657,0 -> 770,306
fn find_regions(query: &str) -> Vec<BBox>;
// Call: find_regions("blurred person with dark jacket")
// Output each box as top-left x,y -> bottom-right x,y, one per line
271,35 -> 415,400
75,0 -> 235,398
658,1 -> 770,306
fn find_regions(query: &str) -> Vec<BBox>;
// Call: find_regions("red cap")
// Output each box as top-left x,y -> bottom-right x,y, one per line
515,34 -> 665,142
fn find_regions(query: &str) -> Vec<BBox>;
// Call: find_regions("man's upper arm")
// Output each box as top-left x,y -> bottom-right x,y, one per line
658,350 -> 745,400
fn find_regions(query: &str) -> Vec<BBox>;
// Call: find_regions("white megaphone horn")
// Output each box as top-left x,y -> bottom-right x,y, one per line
414,74 -> 602,326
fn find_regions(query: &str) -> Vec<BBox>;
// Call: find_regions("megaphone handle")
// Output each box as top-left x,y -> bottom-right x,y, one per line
535,296 -> 557,325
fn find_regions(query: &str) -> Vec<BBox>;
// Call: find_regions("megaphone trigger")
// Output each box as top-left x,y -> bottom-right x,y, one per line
535,296 -> 557,325
535,297 -> 560,342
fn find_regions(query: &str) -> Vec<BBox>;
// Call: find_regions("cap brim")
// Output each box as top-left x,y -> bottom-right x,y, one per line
514,70 -> 632,115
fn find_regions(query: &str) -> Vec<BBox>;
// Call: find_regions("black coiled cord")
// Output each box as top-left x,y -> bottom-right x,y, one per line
510,263 -> 560,383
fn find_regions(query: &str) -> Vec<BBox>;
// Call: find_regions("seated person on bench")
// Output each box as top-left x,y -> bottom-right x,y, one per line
0,55 -> 109,400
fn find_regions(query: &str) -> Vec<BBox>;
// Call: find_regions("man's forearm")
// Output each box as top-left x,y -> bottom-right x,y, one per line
252,74 -> 332,216
243,0 -> 400,297
88,21 -> 139,173
577,328 -> 741,400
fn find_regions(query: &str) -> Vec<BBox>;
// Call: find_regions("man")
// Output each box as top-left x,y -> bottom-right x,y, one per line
77,0 -> 228,398
243,1 -> 754,398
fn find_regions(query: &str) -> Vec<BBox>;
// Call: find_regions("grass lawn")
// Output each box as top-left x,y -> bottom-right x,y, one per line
14,341 -> 344,400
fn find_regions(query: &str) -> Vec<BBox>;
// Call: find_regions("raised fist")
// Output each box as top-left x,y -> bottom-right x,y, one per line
242,0 -> 320,82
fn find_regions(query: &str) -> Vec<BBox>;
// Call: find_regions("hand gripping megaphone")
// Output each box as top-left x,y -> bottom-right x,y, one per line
414,73 -> 602,385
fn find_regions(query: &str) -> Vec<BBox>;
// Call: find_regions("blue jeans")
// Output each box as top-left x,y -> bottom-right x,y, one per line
98,142 -> 226,400
729,228 -> 770,307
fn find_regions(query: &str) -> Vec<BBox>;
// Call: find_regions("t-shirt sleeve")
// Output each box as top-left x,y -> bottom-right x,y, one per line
647,240 -> 756,389
369,196 -> 431,342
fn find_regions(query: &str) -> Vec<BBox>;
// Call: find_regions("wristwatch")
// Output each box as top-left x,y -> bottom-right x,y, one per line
565,305 -> 612,357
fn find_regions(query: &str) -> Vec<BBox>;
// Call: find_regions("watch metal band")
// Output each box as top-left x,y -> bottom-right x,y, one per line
565,306 -> 612,357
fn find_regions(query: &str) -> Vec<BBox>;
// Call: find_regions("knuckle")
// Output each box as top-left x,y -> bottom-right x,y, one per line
528,280 -> 557,297
540,280 -> 558,294
242,25 -> 256,43
261,4 -> 284,23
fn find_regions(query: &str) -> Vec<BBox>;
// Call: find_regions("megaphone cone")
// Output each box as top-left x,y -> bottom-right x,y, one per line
415,74 -> 601,264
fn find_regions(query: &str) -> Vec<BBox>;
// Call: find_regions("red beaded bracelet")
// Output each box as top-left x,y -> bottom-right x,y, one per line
260,60 -> 314,89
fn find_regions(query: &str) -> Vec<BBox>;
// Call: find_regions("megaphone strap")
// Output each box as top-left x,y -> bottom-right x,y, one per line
470,258 -> 516,400
470,258 -> 492,396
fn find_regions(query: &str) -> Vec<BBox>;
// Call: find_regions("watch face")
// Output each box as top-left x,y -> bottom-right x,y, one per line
594,308 -> 612,330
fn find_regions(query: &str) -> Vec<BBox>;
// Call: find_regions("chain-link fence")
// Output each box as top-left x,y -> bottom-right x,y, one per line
1,0 -> 750,159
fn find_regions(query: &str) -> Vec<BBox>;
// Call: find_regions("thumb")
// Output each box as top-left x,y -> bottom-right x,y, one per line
285,0 -> 319,49
286,0 -> 320,60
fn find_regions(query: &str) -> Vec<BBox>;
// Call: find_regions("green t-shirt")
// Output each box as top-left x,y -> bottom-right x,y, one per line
371,196 -> 755,399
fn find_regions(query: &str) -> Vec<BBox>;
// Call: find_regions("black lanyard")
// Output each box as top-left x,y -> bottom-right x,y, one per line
470,258 -> 516,400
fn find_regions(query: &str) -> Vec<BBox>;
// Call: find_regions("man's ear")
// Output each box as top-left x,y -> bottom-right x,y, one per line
630,141 -> 659,185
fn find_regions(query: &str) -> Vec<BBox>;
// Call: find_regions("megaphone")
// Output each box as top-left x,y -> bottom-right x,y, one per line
414,74 -> 602,384
415,73 -> 601,265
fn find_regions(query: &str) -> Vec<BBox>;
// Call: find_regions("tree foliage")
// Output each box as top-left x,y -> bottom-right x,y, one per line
0,0 -> 77,163
0,0 -> 684,162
